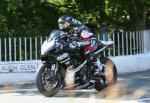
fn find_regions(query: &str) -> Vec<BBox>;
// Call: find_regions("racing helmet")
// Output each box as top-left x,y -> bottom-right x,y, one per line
58,14 -> 74,31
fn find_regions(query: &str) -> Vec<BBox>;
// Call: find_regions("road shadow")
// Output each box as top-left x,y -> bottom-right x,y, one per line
0,83 -> 40,96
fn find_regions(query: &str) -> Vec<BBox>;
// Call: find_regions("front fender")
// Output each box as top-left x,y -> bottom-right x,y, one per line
36,64 -> 45,76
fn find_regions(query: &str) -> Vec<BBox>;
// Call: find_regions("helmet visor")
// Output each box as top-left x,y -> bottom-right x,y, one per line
58,23 -> 68,30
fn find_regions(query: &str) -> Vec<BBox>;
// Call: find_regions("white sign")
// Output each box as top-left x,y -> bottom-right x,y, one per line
0,61 -> 42,73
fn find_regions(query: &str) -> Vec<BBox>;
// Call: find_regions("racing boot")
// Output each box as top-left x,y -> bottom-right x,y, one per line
93,58 -> 104,78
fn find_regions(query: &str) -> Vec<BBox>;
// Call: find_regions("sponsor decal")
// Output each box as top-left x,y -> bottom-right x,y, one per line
57,53 -> 68,60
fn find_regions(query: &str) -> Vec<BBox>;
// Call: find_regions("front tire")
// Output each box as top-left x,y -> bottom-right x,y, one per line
36,63 -> 61,97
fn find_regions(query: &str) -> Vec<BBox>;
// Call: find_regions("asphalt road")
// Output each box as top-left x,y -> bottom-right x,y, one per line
0,70 -> 150,103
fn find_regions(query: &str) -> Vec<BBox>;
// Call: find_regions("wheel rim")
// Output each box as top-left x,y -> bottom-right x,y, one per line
42,64 -> 59,91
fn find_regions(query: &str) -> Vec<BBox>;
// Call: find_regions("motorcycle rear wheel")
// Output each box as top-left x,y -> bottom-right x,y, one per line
94,58 -> 117,91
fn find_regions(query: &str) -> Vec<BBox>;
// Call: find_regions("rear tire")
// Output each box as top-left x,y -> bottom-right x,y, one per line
94,58 -> 117,91
36,63 -> 61,97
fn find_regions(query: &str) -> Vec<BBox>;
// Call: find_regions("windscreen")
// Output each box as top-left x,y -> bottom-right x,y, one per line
48,30 -> 61,41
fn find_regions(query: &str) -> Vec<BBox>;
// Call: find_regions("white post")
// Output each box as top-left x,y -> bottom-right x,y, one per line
113,33 -> 115,56
136,31 -> 139,54
141,30 -> 144,53
14,38 -> 17,61
0,38 -> 1,61
9,38 -> 12,61
117,33 -> 120,56
126,32 -> 128,55
143,30 -> 150,52
140,31 -> 142,53
4,38 -> 7,61
30,37 -> 32,60
139,31 -> 142,53
35,37 -> 37,60
97,33 -> 100,41
121,32 -> 124,55
24,37 -> 27,60
133,31 -> 136,54
40,36 -> 43,47
130,32 -> 132,55
19,37 -> 22,61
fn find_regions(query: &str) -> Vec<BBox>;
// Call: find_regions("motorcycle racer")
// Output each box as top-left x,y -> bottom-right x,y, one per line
58,14 -> 104,77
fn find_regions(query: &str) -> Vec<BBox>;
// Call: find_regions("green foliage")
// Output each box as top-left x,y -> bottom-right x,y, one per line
0,0 -> 150,37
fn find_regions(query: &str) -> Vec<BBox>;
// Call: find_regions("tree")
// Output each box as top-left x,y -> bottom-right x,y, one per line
0,0 -> 150,37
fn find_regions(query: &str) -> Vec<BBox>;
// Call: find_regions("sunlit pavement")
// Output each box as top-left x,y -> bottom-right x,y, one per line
0,70 -> 150,103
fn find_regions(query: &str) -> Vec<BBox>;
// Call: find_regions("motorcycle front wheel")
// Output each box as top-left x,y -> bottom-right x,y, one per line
36,63 -> 61,97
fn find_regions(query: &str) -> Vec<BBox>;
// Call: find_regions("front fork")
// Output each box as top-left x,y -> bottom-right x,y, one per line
49,64 -> 58,78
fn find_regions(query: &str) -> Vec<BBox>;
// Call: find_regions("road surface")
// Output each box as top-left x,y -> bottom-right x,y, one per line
0,70 -> 150,103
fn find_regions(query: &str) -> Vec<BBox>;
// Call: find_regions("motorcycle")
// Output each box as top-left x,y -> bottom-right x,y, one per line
36,30 -> 117,97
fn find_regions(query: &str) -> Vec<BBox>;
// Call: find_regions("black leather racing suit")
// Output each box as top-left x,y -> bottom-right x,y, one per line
66,20 -> 103,76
